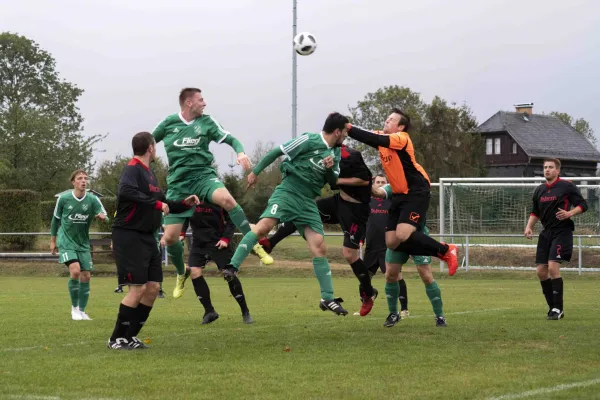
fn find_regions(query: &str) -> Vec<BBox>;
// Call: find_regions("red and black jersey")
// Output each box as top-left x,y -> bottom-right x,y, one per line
181,202 -> 235,249
336,146 -> 372,204
112,158 -> 190,233
531,177 -> 587,231
366,197 -> 391,252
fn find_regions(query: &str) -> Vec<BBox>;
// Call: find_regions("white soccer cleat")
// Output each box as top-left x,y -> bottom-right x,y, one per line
71,306 -> 82,321
79,311 -> 93,320
400,310 -> 410,318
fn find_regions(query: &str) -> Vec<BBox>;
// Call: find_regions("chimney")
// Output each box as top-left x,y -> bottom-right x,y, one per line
514,102 -> 534,115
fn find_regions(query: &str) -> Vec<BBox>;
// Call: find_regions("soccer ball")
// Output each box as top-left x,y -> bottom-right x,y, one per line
294,32 -> 317,56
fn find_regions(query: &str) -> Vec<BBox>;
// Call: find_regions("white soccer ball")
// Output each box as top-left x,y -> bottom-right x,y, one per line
294,32 -> 317,56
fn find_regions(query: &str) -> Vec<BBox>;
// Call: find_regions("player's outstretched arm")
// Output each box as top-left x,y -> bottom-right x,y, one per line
371,186 -> 386,199
221,135 -> 252,171
346,124 -> 391,149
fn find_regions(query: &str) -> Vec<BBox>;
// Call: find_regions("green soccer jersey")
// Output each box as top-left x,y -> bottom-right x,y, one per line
279,132 -> 341,198
52,191 -> 107,251
152,113 -> 231,185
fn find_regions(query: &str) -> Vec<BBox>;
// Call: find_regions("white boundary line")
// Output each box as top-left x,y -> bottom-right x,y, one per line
486,377 -> 600,399
0,307 -> 511,353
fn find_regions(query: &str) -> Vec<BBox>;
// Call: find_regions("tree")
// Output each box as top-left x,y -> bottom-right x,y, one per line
348,85 -> 485,181
0,32 -> 104,197
93,156 -> 168,196
549,111 -> 596,146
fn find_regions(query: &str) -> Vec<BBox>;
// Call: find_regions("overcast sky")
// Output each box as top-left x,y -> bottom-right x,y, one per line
2,0 -> 599,173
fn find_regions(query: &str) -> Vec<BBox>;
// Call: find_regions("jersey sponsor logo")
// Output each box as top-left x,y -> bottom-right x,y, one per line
409,212 -> 420,223
68,213 -> 90,223
173,137 -> 201,147
370,208 -> 388,214
540,195 -> 557,202
381,155 -> 393,163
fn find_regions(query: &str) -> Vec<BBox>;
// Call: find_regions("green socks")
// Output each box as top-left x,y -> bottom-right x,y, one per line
78,281 -> 90,312
167,240 -> 186,275
231,232 -> 258,270
229,204 -> 251,235
385,282 -> 400,313
312,257 -> 334,300
68,278 -> 79,307
425,281 -> 444,317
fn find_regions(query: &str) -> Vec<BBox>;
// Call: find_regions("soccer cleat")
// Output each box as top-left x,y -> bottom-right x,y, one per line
157,289 -> 165,299
221,265 -> 237,282
79,311 -> 93,320
129,337 -> 151,349
201,311 -> 220,325
172,273 -> 188,299
114,286 -> 123,293
400,310 -> 410,318
383,312 -> 401,328
547,308 -> 564,320
359,292 -> 374,317
258,237 -> 273,254
436,316 -> 447,327
441,244 -> 459,276
242,312 -> 254,324
253,243 -> 274,265
107,338 -> 130,350
371,287 -> 379,300
319,298 -> 348,316
71,306 -> 82,321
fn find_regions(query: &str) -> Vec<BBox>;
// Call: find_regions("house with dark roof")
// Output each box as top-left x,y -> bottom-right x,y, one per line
477,103 -> 600,177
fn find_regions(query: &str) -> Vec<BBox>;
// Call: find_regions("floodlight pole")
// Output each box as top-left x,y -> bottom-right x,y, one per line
292,0 -> 298,139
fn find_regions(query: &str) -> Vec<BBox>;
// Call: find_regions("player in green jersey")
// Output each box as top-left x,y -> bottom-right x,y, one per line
223,112 -> 350,315
50,170 -> 108,321
152,88 -> 273,299
371,183 -> 447,328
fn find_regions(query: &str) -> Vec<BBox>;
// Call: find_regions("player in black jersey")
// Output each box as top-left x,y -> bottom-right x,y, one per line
524,158 -> 587,320
108,132 -> 199,350
258,145 -> 377,315
181,202 -> 253,324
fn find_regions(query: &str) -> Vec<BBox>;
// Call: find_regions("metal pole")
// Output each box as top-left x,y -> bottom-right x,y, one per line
439,179 -> 445,272
449,182 -> 455,243
465,234 -> 469,272
292,0 -> 298,139
578,236 -> 582,275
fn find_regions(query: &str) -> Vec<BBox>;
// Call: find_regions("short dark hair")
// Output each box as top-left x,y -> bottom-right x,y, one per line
544,158 -> 561,169
132,132 -> 155,156
179,88 -> 202,106
374,174 -> 387,181
70,169 -> 87,182
322,112 -> 350,134
391,108 -> 411,132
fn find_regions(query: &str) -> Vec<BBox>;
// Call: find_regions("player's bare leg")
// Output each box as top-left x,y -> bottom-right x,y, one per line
211,188 -> 273,265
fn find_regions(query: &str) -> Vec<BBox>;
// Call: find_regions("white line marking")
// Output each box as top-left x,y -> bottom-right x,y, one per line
486,378 -> 600,400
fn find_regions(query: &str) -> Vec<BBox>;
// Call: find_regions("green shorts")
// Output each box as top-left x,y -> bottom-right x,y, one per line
260,185 -> 324,237
164,169 -> 225,225
59,250 -> 93,271
387,225 -> 432,266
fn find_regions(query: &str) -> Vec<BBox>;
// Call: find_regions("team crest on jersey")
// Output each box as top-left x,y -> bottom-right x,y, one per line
82,204 -> 88,211
309,157 -> 326,171
194,125 -> 202,135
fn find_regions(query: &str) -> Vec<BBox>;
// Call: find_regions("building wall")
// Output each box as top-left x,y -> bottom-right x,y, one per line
481,132 -> 529,166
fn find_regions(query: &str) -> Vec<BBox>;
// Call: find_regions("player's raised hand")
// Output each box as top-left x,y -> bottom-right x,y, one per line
183,195 -> 200,206
556,208 -> 571,220
524,227 -> 533,240
161,202 -> 170,216
246,172 -> 258,190
323,156 -> 334,169
237,152 -> 252,171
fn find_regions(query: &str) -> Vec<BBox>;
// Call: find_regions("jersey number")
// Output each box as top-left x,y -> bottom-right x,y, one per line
270,204 -> 278,215
60,253 -> 69,263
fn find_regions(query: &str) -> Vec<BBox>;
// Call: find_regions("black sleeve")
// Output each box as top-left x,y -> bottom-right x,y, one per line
166,200 -> 192,214
221,209 -> 235,241
569,183 -> 588,212
118,167 -> 159,206
348,126 -> 390,149
530,187 -> 540,217
181,218 -> 190,235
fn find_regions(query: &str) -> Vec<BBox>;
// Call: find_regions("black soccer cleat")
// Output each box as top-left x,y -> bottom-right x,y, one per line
129,337 -> 151,349
319,298 -> 348,316
107,338 -> 131,350
371,287 -> 379,300
201,311 -> 220,325
114,286 -> 123,294
221,265 -> 237,282
435,316 -> 448,327
547,308 -> 564,320
383,312 -> 401,328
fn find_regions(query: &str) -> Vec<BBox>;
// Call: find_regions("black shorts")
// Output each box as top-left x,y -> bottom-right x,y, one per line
363,248 -> 386,274
536,229 -> 573,264
188,248 -> 233,270
317,194 -> 370,249
387,192 -> 430,231
112,228 -> 163,285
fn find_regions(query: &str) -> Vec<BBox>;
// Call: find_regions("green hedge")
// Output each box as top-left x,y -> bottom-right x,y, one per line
96,196 -> 117,233
0,190 -> 41,250
40,200 -> 56,228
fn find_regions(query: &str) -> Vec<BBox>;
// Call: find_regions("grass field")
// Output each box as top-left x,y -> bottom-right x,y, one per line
2,272 -> 600,400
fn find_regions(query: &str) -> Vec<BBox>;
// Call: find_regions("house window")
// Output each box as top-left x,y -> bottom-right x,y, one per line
486,138 -> 493,155
512,142 -> 517,154
494,138 -> 501,154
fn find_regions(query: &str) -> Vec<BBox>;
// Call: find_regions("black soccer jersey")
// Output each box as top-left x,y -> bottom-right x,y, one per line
530,178 -> 587,231
365,197 -> 391,252
181,202 -> 235,249
112,158 -> 190,233
337,146 -> 372,204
